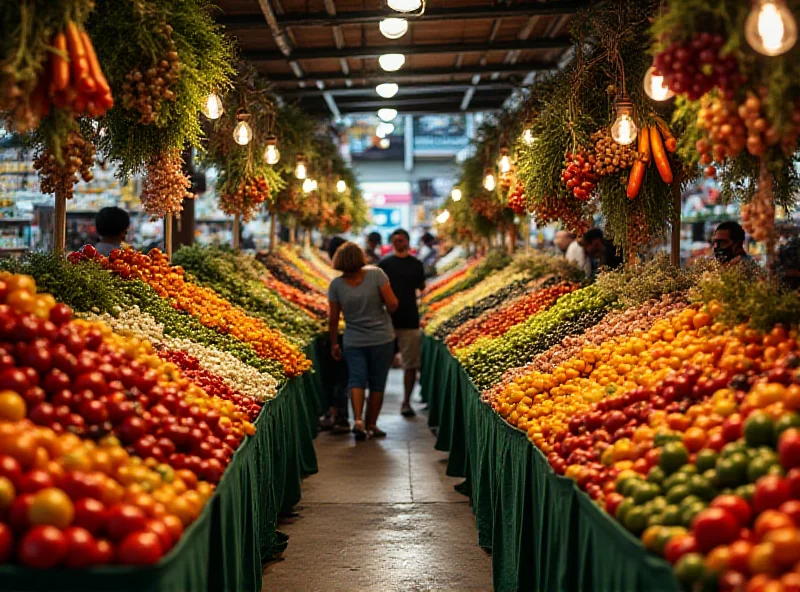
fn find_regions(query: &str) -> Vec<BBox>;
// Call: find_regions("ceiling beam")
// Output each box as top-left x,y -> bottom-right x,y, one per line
277,81 -> 516,98
263,61 -> 556,84
334,95 -> 473,109
255,0 -> 305,80
318,102 -> 504,116
218,2 -> 583,28
243,38 -> 572,62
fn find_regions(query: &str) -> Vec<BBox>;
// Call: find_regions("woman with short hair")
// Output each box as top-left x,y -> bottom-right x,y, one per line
328,241 -> 399,440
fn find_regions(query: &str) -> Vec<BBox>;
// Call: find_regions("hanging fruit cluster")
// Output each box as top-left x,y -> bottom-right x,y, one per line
533,194 -> 591,237
139,149 -> 192,218
472,195 -> 503,222
653,32 -> 745,100
507,181 -> 528,215
120,25 -> 179,125
219,177 -> 271,222
561,151 -> 597,201
741,186 -> 776,243
33,130 -> 96,199
1,21 -> 113,133
589,130 -> 635,177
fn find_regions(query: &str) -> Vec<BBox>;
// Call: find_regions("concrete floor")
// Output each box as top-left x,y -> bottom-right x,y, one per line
262,369 -> 493,592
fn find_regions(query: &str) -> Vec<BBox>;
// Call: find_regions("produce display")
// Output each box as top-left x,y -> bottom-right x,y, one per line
423,251 -> 800,591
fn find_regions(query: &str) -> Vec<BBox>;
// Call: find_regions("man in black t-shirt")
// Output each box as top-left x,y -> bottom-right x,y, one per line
379,228 -> 426,417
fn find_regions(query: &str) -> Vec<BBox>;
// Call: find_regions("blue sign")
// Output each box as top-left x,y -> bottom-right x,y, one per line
371,208 -> 402,228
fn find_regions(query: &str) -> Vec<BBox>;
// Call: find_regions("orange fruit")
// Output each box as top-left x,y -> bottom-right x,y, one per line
29,487 -> 74,529
0,391 -> 26,422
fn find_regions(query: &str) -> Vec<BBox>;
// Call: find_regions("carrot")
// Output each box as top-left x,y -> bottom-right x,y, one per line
50,32 -> 70,93
650,126 -> 673,184
30,77 -> 50,120
65,21 -> 95,94
655,116 -> 677,153
81,30 -> 110,96
626,126 -> 652,199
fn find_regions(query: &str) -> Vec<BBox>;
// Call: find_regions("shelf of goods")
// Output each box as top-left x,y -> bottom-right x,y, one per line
0,244 -> 334,591
419,251 -> 800,592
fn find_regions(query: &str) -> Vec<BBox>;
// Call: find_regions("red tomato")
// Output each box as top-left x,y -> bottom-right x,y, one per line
663,534 -> 697,564
145,519 -> 173,552
0,523 -> 12,562
17,469 -> 54,494
779,500 -> 800,525
115,531 -> 163,565
755,511 -> 796,541
780,429 -> 800,470
18,525 -> 67,568
693,507 -> 741,553
162,514 -> 184,543
722,414 -> 744,442
62,526 -> 98,568
754,476 -> 792,514
728,539 -> 754,574
8,493 -> 34,533
93,538 -> 114,565
105,503 -> 147,541
73,498 -> 107,535
719,571 -> 746,592
787,468 -> 800,498
605,492 -> 624,517
781,572 -> 800,592
0,454 -> 22,488
712,495 -> 753,528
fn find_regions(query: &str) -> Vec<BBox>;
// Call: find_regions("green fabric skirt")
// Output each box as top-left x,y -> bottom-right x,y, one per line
0,342 -> 329,592
420,335 -> 680,592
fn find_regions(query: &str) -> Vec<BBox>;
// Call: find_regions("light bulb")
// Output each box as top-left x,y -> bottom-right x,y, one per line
483,169 -> 496,192
233,121 -> 253,145
610,99 -> 637,146
522,128 -> 535,145
311,179 -> 318,191
436,210 -> 451,224
376,122 -> 395,138
337,180 -> 347,193
498,152 -> 512,174
451,188 -> 462,202
379,53 -> 406,72
643,66 -> 675,101
380,18 -> 408,39
376,83 -> 399,98
295,155 -> 307,179
379,138 -> 391,149
302,178 -> 314,193
264,138 -> 280,165
378,108 -> 398,122
746,0 -> 797,56
387,0 -> 421,12
202,93 -> 223,119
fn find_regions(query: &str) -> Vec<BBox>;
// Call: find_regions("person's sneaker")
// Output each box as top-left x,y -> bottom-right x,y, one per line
401,404 -> 416,418
331,422 -> 351,434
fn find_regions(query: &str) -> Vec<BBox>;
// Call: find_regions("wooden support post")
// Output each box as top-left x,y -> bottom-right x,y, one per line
289,224 -> 296,245
671,178 -> 682,268
303,227 -> 311,251
165,214 -> 173,261
53,190 -> 67,255
232,214 -> 241,250
269,214 -> 277,253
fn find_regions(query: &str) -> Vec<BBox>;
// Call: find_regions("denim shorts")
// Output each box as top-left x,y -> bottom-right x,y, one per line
343,341 -> 395,392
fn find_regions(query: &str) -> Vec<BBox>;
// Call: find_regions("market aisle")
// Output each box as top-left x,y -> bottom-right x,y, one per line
262,369 -> 493,592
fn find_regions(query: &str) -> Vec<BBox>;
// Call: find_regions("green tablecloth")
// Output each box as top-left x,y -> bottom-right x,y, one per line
0,342 -> 328,592
421,336 -> 680,592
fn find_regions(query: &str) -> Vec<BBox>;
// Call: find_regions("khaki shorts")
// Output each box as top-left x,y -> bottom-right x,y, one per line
395,329 -> 422,370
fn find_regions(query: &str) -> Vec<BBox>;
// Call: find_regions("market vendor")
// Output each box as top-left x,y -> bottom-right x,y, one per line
712,221 -> 753,267
94,206 -> 130,257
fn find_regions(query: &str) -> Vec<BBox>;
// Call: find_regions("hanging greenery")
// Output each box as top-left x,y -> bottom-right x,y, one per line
200,61 -> 283,221
86,0 -> 235,179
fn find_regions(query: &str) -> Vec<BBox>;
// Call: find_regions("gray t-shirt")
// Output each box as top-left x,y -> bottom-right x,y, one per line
328,267 -> 396,349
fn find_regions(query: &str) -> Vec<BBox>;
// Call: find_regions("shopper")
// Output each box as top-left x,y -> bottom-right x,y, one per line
419,232 -> 438,278
379,229 -> 426,418
365,231 -> 382,265
566,233 -> 592,276
554,230 -> 574,255
712,221 -> 754,266
319,235 -> 351,434
94,207 -> 130,256
328,242 -> 398,440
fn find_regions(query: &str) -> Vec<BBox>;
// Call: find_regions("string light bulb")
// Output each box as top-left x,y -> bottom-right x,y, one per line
522,128 -> 535,145
202,93 -> 224,119
337,180 -> 347,193
376,122 -> 395,138
483,169 -> 496,192
380,18 -> 408,39
376,83 -> 399,98
378,108 -> 398,121
232,112 -> 253,146
295,154 -> 308,179
379,138 -> 391,149
498,148 -> 512,174
643,66 -> 675,102
264,137 -> 280,165
436,210 -> 451,224
387,0 -> 421,12
451,188 -> 462,202
610,97 -> 638,146
379,53 -> 406,72
302,178 -> 315,193
745,0 -> 797,56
